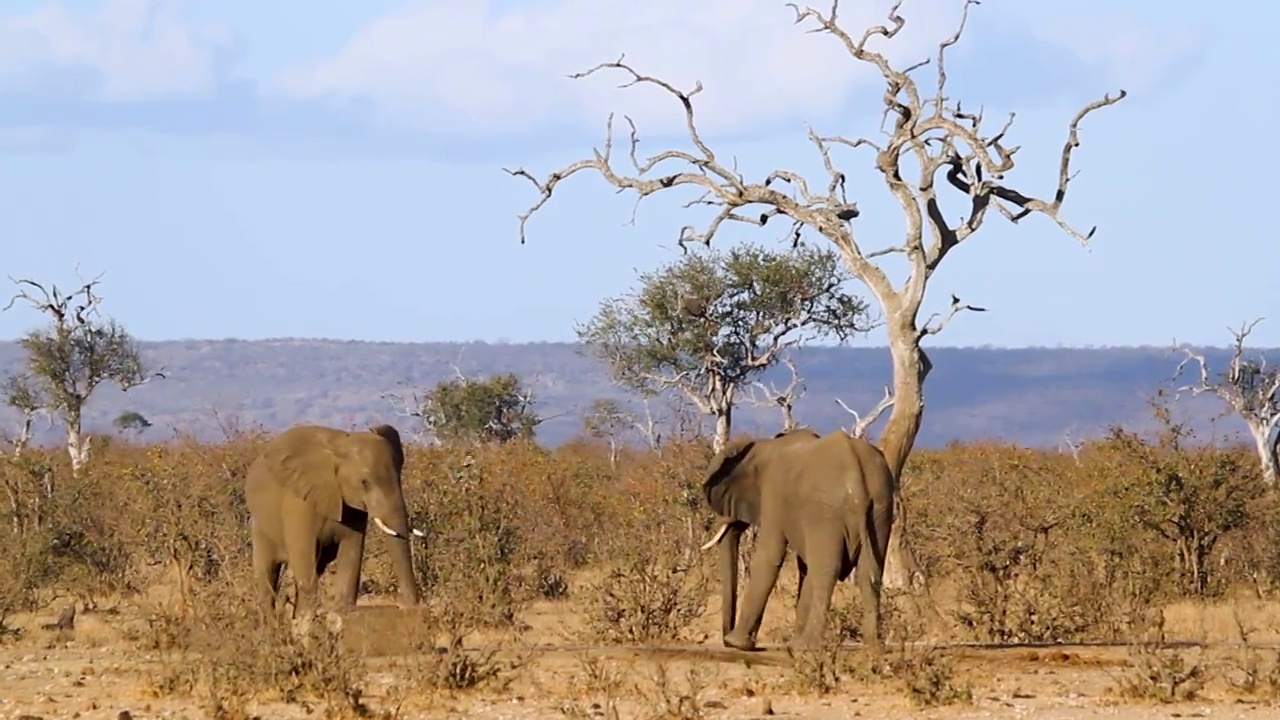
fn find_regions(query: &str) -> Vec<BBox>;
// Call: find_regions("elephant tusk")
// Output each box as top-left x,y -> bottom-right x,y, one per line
700,522 -> 730,551
373,516 -> 401,537
411,528 -> 427,538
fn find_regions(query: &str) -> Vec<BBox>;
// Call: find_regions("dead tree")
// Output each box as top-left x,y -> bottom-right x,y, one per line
1174,318 -> 1280,487
506,0 -> 1123,588
744,355 -> 807,433
2,273 -> 162,475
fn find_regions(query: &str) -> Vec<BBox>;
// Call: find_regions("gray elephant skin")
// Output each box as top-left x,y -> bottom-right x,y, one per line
244,422 -> 424,617
700,428 -> 896,651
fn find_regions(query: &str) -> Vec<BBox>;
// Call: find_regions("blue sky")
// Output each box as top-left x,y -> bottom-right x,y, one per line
0,0 -> 1274,349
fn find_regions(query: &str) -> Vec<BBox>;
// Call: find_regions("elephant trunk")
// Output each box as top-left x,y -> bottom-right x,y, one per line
368,490 -> 421,606
383,533 -> 420,606
718,521 -> 746,637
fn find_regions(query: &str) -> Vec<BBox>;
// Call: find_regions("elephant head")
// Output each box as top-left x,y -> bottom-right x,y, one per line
701,429 -> 820,636
279,423 -> 422,541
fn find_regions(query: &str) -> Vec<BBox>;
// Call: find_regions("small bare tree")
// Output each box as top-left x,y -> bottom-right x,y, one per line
2,273 -> 162,475
633,395 -> 664,451
1174,318 -> 1280,487
507,0 -> 1123,586
582,397 -> 634,468
743,354 -> 807,433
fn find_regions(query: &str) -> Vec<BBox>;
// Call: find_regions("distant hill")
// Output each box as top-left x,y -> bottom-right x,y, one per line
0,340 -> 1268,449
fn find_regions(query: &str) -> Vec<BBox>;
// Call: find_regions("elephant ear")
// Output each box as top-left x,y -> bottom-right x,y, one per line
702,437 -> 762,525
367,424 -> 405,478
269,426 -> 346,522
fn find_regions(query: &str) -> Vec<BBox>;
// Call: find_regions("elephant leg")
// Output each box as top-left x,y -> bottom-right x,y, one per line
285,534 -> 321,620
314,541 -> 342,608
718,523 -> 745,638
250,526 -> 283,618
855,553 -> 883,653
794,556 -> 811,637
724,529 -> 787,651
859,504 -> 893,653
794,544 -> 841,650
331,532 -> 366,609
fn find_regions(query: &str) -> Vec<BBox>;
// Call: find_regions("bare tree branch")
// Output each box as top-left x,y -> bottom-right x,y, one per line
920,293 -> 987,338
380,383 -> 433,445
743,354 -> 808,432
1059,423 -> 1084,466
836,385 -> 895,439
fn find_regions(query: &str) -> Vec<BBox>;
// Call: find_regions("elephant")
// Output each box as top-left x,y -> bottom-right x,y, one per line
244,422 -> 425,619
699,427 -> 895,652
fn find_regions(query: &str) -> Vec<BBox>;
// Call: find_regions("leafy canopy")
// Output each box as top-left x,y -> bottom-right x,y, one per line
577,242 -> 871,403
420,372 -> 540,445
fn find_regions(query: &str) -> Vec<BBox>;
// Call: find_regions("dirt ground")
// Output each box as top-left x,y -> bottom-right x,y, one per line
5,581 -> 1280,720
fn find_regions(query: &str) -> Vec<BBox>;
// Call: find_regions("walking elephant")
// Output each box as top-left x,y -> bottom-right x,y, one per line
244,422 -> 425,618
699,428 -> 895,651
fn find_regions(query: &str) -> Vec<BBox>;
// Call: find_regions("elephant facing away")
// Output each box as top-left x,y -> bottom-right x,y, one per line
244,423 -> 425,618
700,428 -> 896,652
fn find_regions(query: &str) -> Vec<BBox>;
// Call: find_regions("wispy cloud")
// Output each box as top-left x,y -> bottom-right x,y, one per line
272,0 -> 972,138
0,0 -> 1210,145
0,0 -> 235,101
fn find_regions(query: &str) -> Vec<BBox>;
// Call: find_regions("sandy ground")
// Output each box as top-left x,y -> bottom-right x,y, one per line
4,580 -> 1280,720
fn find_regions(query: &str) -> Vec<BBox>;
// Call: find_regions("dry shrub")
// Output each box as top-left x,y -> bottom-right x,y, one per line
1115,644 -> 1209,703
582,547 -> 711,644
638,660 -> 717,720
907,398 -> 1274,645
881,645 -> 973,708
784,633 -> 846,696
144,577 -> 369,719
386,629 -> 530,702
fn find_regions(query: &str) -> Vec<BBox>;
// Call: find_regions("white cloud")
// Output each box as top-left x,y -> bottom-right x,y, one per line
0,0 -> 233,102
273,0 -> 966,138
1028,13 -> 1202,94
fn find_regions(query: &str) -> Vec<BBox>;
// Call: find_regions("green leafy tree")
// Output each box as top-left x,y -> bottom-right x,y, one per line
419,372 -> 540,445
2,274 -> 163,475
576,242 -> 870,451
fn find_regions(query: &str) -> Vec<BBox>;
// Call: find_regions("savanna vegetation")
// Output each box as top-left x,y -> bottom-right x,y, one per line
4,392 -> 1280,717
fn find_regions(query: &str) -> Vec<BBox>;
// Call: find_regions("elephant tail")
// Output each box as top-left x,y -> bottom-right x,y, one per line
846,501 -> 885,589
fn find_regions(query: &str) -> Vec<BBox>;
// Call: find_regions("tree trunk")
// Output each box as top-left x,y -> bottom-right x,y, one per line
878,321 -> 930,591
713,403 -> 733,454
12,412 -> 32,458
66,414 -> 90,476
1247,423 -> 1278,488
